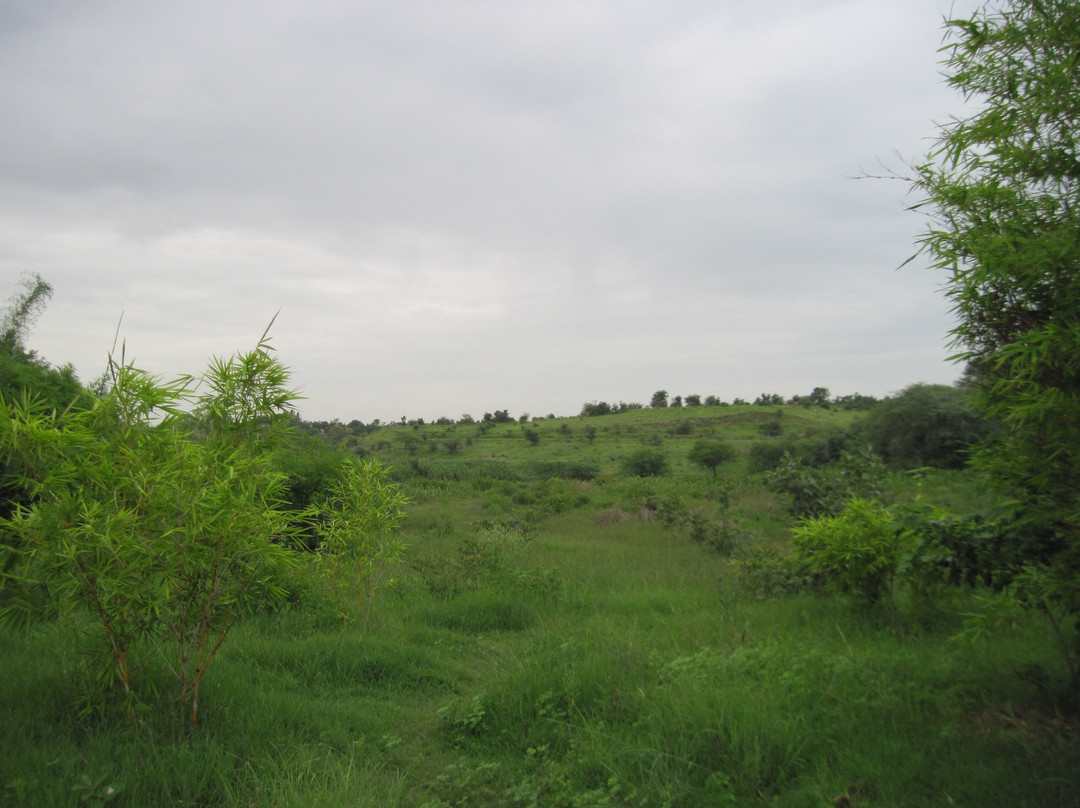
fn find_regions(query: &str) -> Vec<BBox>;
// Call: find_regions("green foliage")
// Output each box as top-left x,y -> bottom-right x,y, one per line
0,328 -> 300,729
315,459 -> 409,627
833,392 -> 879,410
579,400 -> 612,416
858,383 -> 989,469
621,447 -> 668,477
732,546 -> 822,599
687,439 -> 736,478
274,433 -> 350,512
650,389 -> 669,408
791,499 -> 911,605
911,0 -> 1080,687
0,353 -> 84,414
893,503 -> 1016,593
763,447 -> 885,518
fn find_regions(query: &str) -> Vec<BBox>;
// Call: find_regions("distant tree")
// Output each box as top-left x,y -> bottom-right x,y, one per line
444,438 -> 461,455
688,440 -> 736,479
1,273 -> 53,359
671,395 -> 683,408
581,401 -> 612,417
754,393 -> 784,406
704,395 -> 721,406
833,393 -> 878,411
0,274 -> 84,412
858,384 -> 989,469
621,448 -> 668,477
584,425 -> 597,443
685,394 -> 702,407
459,413 -> 475,425
732,397 -> 748,406
523,428 -> 540,446
650,390 -> 669,408
807,387 -> 831,408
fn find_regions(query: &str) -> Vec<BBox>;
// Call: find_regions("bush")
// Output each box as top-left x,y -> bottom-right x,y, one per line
791,499 -> 911,605
857,383 -> 989,469
621,448 -> 668,477
0,331 -> 301,729
763,447 -> 885,518
732,546 -> 823,599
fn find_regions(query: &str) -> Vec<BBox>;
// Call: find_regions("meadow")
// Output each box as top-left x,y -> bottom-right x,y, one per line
2,403 -> 1078,807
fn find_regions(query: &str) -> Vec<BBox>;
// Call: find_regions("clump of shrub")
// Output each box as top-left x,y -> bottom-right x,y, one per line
791,498 -> 911,605
747,432 -> 851,474
621,448 -> 668,477
681,508 -> 752,557
731,546 -> 823,599
763,447 -> 885,518
856,383 -> 990,469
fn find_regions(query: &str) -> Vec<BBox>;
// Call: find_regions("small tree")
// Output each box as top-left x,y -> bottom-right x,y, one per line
316,460 -> 408,629
650,390 -> 669,408
688,440 -> 736,479
858,383 -> 988,469
621,448 -> 668,477
1,326 -> 300,729
0,273 -> 52,359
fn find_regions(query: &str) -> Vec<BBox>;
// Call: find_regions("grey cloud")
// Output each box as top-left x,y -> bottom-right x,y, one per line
3,0 -> 979,420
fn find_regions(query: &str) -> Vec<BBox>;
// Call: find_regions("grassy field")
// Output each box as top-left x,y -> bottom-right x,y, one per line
2,404 -> 1078,806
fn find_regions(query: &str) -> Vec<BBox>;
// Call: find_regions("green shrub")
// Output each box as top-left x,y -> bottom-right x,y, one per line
764,447 -> 885,518
315,459 -> 409,628
732,546 -> 822,598
0,330 -> 301,729
857,383 -> 989,469
791,498 -> 911,605
621,448 -> 668,477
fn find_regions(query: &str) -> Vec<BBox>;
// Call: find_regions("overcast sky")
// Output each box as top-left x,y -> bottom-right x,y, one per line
1,0 -> 982,422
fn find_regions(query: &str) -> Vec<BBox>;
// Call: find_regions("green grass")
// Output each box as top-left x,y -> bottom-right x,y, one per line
3,404 -> 1077,806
